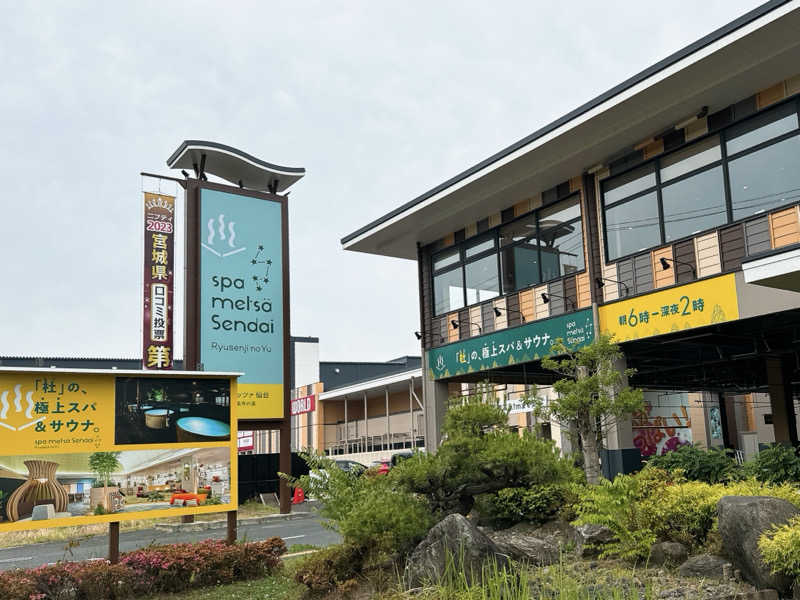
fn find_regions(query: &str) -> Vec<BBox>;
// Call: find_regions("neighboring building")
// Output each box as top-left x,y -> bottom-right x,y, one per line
342,2 -> 800,476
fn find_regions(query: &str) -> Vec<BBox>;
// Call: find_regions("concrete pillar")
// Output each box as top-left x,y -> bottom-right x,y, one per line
385,387 -> 391,451
343,397 -> 348,454
364,392 -> 368,452
422,351 -> 450,451
600,356 -> 642,479
766,356 -> 798,445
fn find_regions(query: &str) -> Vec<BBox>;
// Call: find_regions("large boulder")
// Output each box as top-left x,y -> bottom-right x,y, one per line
405,514 -> 509,588
650,541 -> 689,566
530,520 -> 581,552
575,524 -> 615,557
485,523 -> 559,565
678,554 -> 732,579
717,495 -> 799,594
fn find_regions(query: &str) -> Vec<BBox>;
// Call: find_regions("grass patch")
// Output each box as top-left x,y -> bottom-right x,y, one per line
287,543 -> 318,554
149,567 -> 303,600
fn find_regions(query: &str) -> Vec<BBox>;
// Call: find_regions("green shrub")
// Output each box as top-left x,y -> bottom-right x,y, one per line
93,504 -> 107,515
645,445 -> 738,483
476,484 -> 574,528
292,543 -> 365,592
759,516 -> 800,578
743,444 -> 800,484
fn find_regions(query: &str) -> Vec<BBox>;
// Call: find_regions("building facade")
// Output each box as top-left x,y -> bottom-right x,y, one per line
342,1 -> 800,476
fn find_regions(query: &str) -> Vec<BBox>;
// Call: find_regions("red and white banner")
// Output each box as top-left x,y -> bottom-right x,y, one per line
237,430 -> 254,452
291,394 -> 315,416
142,192 -> 175,369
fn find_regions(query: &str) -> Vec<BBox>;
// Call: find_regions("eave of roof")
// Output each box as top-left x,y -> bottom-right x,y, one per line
340,0 -> 795,255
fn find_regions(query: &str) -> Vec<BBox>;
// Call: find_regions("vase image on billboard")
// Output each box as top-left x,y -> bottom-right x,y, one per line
114,377 -> 231,446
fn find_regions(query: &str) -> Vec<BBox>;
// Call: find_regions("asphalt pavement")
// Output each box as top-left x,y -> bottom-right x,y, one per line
0,516 -> 340,571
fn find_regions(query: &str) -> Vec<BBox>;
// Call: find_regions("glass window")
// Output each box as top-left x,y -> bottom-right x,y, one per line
433,267 -> 464,316
660,136 -> 721,182
662,166 -> 727,241
499,215 -> 536,246
729,135 -> 800,220
465,254 -> 500,305
501,239 -> 540,292
433,248 -> 459,271
602,164 -> 656,205
726,103 -> 799,155
539,197 -> 584,280
465,236 -> 495,258
604,192 -> 660,260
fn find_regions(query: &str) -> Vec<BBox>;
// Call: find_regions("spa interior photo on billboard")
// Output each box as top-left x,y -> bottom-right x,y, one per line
115,377 -> 231,445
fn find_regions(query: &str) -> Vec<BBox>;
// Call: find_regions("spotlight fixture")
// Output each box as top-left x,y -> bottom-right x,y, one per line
181,170 -> 190,178
540,292 -> 576,310
493,306 -> 526,322
595,276 -> 630,295
451,320 -> 482,334
659,256 -> 696,277
414,331 -> 422,340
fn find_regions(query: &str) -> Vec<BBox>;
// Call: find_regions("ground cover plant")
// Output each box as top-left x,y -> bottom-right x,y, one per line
0,537 -> 286,600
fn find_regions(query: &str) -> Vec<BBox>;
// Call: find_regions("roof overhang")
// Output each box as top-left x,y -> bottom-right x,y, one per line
743,245 -> 800,292
320,368 -> 421,400
167,140 -> 305,193
342,0 -> 800,259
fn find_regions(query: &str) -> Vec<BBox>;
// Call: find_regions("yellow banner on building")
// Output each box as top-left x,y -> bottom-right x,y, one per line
598,273 -> 739,343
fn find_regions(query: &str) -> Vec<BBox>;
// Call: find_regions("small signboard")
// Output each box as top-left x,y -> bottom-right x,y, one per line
237,430 -> 254,451
142,192 -> 175,370
290,394 -> 315,416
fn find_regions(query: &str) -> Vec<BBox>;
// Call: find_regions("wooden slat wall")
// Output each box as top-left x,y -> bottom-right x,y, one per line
695,231 -> 722,278
757,82 -> 786,109
719,224 -> 746,272
548,279 -> 565,315
518,289 -> 535,322
447,312 -> 459,343
534,284 -> 549,319
492,297 -> 508,330
432,316 -> 447,346
576,272 -> 591,308
633,254 -> 653,294
745,217 -> 771,256
602,263 -> 619,301
582,173 -> 603,304
617,258 -> 635,297
481,303 -> 495,335
769,206 -> 800,249
469,306 -> 482,337
419,246 -> 433,349
673,239 -> 697,284
563,276 -> 577,312
458,309 -> 469,340
651,246 -> 675,288
506,293 -> 522,327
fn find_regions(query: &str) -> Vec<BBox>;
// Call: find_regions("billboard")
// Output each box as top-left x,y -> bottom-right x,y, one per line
427,309 -> 595,380
0,369 -> 237,532
142,192 -> 175,369
199,188 -> 285,419
598,273 -> 739,343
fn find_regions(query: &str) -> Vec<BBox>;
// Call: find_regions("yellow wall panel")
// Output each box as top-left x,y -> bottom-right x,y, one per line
694,232 -> 721,278
513,199 -> 529,216
757,82 -> 786,109
492,297 -> 507,330
442,233 -> 454,248
787,74 -> 800,97
685,117 -> 709,141
447,311 -> 460,343
652,246 -> 675,288
533,285 -> 549,319
602,263 -> 619,302
570,176 -> 583,193
769,206 -> 800,248
576,272 -> 591,308
469,306 -> 482,336
465,223 -> 477,239
488,213 -> 501,228
518,289 -> 535,322
643,139 -> 664,160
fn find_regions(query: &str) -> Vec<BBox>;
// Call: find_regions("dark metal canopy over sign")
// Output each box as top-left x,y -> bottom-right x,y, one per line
166,141 -> 305,194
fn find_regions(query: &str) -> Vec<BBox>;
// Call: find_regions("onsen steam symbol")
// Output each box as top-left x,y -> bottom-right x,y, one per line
202,214 -> 247,258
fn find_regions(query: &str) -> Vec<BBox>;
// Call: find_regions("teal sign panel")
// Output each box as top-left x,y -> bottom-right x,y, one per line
427,309 -> 595,380
199,189 -> 284,409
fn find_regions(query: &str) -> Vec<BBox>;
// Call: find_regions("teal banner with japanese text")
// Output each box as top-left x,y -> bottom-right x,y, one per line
427,309 -> 595,380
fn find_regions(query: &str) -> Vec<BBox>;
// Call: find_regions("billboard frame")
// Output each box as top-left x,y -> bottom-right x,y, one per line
184,179 -> 291,513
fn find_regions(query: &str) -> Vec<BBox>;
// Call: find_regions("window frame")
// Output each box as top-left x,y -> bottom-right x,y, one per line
430,193 -> 586,317
600,96 -> 800,263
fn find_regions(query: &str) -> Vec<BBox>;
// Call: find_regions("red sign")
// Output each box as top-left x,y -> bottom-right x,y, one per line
237,430 -> 254,452
291,394 -> 315,416
142,192 -> 175,369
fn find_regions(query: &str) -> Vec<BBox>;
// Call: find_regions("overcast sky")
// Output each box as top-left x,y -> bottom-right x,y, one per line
0,0 -> 764,362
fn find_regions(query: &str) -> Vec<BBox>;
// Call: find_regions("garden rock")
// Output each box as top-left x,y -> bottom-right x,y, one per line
650,541 -> 689,566
405,513 -> 509,588
678,554 -> 732,579
718,495 -> 799,595
531,519 -> 581,551
575,523 -> 615,557
485,523 -> 559,565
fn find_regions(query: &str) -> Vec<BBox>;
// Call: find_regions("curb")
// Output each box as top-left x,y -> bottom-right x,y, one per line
153,511 -> 314,533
